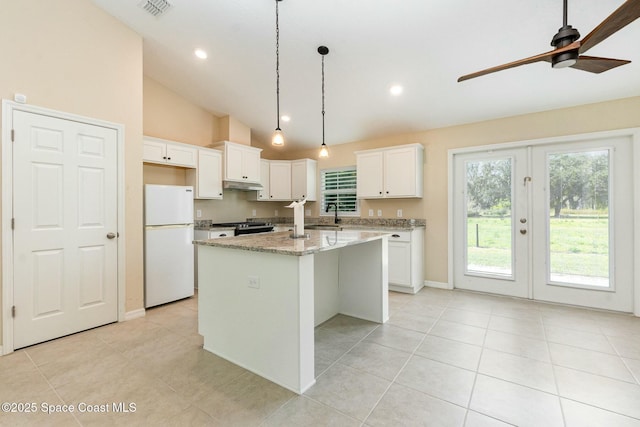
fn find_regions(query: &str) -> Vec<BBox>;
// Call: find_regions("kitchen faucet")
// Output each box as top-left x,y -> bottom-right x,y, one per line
325,202 -> 340,224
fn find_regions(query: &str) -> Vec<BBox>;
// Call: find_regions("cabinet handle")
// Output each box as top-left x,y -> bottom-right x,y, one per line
386,191 -> 389,194
219,193 -> 223,196
379,191 -> 382,195
302,195 -> 305,198
391,234 -> 400,238
270,195 -> 273,198
163,156 -> 167,160
168,157 -> 171,160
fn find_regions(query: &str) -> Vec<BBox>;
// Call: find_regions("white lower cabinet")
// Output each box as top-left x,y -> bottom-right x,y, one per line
386,229 -> 424,293
194,228 -> 234,288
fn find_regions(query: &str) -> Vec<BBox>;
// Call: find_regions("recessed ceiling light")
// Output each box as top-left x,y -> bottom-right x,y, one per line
194,49 -> 208,59
390,85 -> 403,96
281,115 -> 291,122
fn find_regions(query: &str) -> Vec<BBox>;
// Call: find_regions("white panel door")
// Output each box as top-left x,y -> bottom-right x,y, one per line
453,149 -> 530,298
531,137 -> 634,312
12,110 -> 118,349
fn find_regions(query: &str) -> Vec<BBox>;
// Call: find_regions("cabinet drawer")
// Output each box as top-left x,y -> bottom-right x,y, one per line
387,231 -> 411,242
209,230 -> 232,238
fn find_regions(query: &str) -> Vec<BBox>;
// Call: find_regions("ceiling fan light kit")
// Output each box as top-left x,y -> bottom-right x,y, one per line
272,0 -> 285,146
458,0 -> 640,81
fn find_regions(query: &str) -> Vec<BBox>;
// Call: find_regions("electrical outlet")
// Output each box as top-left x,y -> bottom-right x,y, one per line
305,209 -> 311,216
248,275 -> 260,289
251,209 -> 257,217
368,209 -> 374,217
397,209 -> 403,218
196,209 -> 202,218
377,209 -> 382,217
275,209 -> 279,216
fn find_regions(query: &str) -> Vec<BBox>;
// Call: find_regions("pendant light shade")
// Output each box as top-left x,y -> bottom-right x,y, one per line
318,45 -> 329,158
272,0 -> 285,146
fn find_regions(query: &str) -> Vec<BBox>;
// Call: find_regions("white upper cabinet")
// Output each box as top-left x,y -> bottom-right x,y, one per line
356,143 -> 424,198
269,161 -> 292,200
216,141 -> 262,183
186,148 -> 223,200
356,151 -> 385,198
291,159 -> 317,201
257,159 -> 270,201
143,136 -> 197,168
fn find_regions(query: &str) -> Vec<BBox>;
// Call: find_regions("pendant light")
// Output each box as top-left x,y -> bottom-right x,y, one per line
272,0 -> 285,146
318,46 -> 329,158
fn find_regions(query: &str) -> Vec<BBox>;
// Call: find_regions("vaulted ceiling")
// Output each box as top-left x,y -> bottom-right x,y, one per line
92,0 -> 640,149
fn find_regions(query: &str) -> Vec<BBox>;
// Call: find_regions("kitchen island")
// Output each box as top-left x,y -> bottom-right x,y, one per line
194,230 -> 389,394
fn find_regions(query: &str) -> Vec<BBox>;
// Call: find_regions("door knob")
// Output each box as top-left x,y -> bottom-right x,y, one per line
520,218 -> 527,224
107,232 -> 116,239
519,229 -> 527,235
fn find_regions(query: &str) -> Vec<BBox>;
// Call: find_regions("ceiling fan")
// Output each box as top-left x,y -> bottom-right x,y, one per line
458,0 -> 640,82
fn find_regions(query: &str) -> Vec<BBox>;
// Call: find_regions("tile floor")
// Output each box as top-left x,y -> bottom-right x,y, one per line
1,288 -> 640,426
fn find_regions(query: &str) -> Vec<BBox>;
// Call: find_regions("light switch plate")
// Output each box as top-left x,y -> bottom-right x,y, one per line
368,209 -> 374,217
251,209 -> 257,217
377,209 -> 382,217
275,209 -> 279,216
397,209 -> 403,218
196,209 -> 202,218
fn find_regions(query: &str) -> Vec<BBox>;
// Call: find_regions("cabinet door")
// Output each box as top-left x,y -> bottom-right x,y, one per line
384,147 -> 416,197
225,143 -> 244,180
269,161 -> 292,200
356,152 -> 384,198
242,148 -> 261,182
388,240 -> 411,286
143,140 -> 167,164
256,159 -> 270,201
166,144 -> 197,167
290,159 -> 317,201
197,150 -> 223,199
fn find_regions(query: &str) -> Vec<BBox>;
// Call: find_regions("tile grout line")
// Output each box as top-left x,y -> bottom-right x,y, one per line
22,350 -> 84,427
361,294 -> 451,424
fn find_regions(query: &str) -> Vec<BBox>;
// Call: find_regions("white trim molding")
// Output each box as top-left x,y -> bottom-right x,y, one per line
1,100 -> 127,354
424,280 -> 452,290
124,309 -> 146,321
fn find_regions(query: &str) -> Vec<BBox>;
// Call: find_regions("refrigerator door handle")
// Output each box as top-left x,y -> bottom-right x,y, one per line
145,224 -> 194,230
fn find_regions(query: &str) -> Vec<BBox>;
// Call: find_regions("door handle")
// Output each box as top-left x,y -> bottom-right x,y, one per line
107,232 -> 116,239
520,229 -> 527,235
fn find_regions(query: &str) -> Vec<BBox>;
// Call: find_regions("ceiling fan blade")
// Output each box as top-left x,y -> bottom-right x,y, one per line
579,0 -> 640,54
458,41 -> 580,82
570,55 -> 631,73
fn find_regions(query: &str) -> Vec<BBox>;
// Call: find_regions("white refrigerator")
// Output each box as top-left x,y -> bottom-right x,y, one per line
144,184 -> 194,308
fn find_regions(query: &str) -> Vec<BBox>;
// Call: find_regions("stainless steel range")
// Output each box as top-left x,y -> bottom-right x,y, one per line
210,222 -> 274,236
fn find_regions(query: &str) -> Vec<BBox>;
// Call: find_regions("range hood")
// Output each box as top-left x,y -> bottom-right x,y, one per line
223,180 -> 263,191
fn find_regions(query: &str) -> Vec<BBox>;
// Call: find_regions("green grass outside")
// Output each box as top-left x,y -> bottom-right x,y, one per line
466,216 -> 608,278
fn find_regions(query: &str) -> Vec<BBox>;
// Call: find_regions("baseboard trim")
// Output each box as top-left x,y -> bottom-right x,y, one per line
124,308 -> 145,321
424,280 -> 452,290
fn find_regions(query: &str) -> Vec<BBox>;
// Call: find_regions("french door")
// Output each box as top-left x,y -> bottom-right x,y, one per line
453,136 -> 634,312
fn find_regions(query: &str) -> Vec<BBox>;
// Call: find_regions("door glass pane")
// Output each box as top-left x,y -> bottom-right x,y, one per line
465,158 -> 513,277
547,150 -> 610,287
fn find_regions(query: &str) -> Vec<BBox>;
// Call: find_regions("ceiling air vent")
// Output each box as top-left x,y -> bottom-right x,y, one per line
138,0 -> 172,18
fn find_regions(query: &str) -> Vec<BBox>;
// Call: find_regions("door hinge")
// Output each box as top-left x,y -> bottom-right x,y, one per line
11,129 -> 15,142
12,306 -> 15,318
11,218 -> 15,230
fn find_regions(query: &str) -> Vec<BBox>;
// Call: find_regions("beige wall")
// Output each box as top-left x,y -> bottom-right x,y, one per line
0,0 -> 144,345
283,96 -> 640,284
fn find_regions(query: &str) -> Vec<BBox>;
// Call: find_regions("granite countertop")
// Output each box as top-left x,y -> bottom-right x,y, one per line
194,226 -> 236,231
194,230 -> 390,256
274,223 -> 424,231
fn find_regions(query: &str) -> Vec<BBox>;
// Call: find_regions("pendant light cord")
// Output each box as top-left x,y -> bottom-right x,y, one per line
321,54 -> 325,144
275,0 -> 281,130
